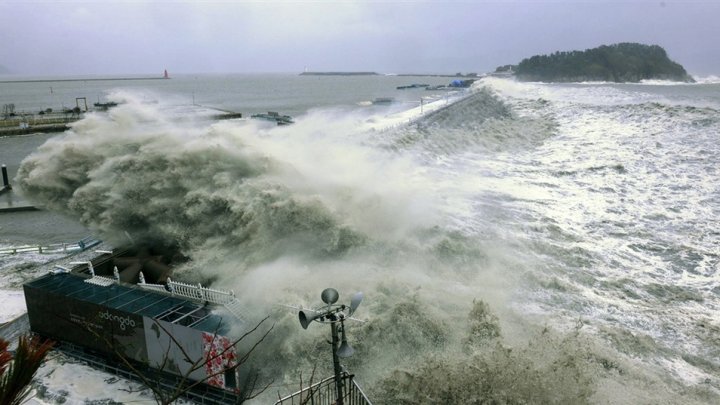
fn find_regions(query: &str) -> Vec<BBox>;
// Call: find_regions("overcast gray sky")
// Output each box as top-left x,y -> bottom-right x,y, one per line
1,0 -> 718,76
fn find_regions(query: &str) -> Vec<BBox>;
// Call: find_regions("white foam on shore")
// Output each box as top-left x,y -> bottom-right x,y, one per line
27,355 -> 157,405
0,289 -> 26,324
691,75 -> 720,84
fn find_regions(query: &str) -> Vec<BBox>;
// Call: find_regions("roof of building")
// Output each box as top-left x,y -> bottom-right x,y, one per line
25,272 -> 230,334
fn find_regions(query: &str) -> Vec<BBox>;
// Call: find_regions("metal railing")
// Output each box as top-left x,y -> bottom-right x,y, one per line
0,236 -> 100,256
275,372 -> 372,405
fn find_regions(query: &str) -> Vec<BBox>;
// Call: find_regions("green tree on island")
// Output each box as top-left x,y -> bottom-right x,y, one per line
513,43 -> 693,83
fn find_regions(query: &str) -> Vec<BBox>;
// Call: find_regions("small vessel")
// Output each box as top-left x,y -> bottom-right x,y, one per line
250,111 -> 294,125
396,83 -> 429,90
93,101 -> 118,111
448,79 -> 476,88
372,97 -> 395,105
163,69 -> 170,79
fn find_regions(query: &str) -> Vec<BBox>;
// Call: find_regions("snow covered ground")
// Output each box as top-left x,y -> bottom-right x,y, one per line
0,289 -> 26,324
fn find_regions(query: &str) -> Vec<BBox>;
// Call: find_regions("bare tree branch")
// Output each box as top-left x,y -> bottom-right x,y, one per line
73,312 -> 273,405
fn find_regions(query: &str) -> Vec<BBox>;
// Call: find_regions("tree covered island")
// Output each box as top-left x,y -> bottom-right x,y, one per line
511,43 -> 694,83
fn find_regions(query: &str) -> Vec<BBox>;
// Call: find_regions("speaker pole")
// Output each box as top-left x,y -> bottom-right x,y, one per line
297,287 -> 364,405
331,320 -> 344,405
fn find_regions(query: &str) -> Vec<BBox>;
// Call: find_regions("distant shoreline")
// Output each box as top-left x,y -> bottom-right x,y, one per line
299,71 -> 379,76
0,77 -> 168,84
300,71 -> 481,78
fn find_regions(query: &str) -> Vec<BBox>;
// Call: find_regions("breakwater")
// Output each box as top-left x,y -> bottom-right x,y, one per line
299,71 -> 379,76
0,77 -> 167,84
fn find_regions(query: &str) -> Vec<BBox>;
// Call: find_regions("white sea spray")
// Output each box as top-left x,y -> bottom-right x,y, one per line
11,82 -> 720,403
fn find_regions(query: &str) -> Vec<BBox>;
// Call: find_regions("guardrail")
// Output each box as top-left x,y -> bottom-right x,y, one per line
0,236 -> 100,256
275,372 -> 372,405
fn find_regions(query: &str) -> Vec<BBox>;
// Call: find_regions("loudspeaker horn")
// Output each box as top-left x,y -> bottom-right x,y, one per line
337,340 -> 354,358
337,324 -> 354,358
349,291 -> 363,315
299,310 -> 324,329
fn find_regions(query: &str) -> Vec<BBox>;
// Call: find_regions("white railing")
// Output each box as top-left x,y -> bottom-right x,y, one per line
138,276 -> 248,321
84,275 -> 116,287
168,278 -> 236,304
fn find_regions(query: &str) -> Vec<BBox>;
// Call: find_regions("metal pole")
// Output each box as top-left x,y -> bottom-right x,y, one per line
1,165 -> 11,189
331,322 -> 344,405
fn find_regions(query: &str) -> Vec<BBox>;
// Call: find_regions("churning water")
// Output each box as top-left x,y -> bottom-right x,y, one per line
2,75 -> 719,403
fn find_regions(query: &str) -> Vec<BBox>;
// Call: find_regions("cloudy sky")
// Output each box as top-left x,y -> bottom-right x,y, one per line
1,0 -> 718,76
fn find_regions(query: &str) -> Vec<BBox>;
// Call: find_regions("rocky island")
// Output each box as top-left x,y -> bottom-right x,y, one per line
507,43 -> 693,83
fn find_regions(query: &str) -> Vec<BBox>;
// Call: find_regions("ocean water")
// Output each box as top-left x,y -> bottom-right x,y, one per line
1,74 -> 719,404
0,73 -> 454,117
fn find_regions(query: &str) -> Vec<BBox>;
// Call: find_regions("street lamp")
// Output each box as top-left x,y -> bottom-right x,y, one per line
298,288 -> 363,405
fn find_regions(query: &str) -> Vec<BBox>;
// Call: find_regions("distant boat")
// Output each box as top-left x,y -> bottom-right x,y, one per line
93,101 -> 118,111
372,97 -> 395,105
396,83 -> 429,90
448,79 -> 476,88
163,69 -> 170,79
250,111 -> 294,125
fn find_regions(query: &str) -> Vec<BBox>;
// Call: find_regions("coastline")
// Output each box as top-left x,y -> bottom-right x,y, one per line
0,77 -> 168,84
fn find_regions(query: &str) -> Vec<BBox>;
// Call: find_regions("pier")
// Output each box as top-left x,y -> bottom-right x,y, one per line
0,113 -> 74,136
0,109 -> 244,137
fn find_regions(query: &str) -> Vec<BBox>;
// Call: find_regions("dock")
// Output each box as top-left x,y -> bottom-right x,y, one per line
0,112 -> 77,136
0,109 -> 245,137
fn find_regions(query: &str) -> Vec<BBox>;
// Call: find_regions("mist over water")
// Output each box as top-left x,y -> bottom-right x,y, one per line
15,80 -> 720,403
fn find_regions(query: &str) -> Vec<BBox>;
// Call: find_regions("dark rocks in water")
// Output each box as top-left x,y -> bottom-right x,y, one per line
514,43 -> 694,83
